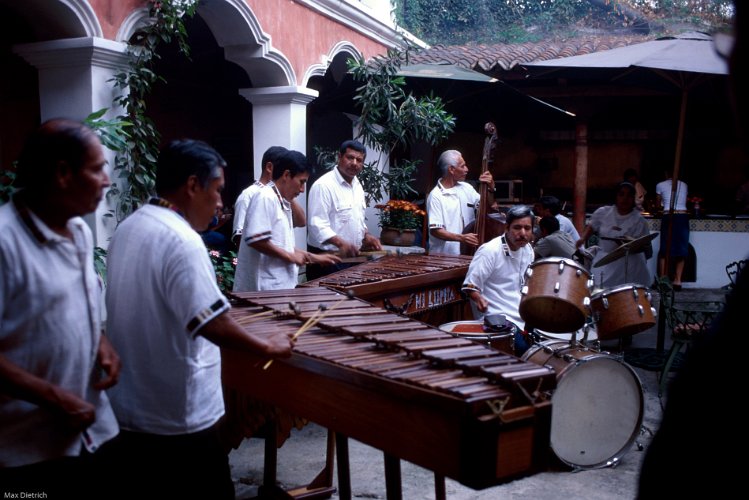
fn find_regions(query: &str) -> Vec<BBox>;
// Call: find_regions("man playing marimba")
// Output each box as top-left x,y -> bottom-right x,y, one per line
306,140 -> 382,279
233,150 -> 339,291
104,139 -> 294,499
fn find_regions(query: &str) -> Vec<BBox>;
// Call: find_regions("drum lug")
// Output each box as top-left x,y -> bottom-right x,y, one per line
521,285 -> 528,295
583,297 -> 591,308
602,297 -> 609,310
637,304 -> 645,316
554,282 -> 561,293
632,287 -> 639,299
651,307 -> 657,318
526,268 -> 533,278
558,261 -> 565,274
576,269 -> 582,277
645,291 -> 652,303
587,278 -> 595,290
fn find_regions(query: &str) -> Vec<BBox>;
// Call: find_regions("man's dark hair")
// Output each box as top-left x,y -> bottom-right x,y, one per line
339,139 -> 366,156
539,195 -> 561,215
539,215 -> 560,234
506,204 -> 534,227
155,139 -> 226,195
261,146 -> 288,168
15,118 -> 97,189
272,150 -> 312,181
617,181 -> 636,198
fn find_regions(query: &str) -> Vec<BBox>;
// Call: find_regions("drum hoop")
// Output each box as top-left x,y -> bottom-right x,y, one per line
591,283 -> 649,299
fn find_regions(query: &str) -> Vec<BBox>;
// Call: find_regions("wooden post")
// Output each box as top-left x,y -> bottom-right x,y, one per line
573,120 -> 589,235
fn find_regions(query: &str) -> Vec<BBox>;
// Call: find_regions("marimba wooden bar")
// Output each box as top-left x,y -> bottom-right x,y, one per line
300,253 -> 473,326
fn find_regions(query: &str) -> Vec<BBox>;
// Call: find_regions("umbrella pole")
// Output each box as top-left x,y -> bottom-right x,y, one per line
658,89 -> 688,353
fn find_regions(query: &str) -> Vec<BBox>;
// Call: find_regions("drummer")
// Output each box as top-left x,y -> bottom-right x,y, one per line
576,182 -> 653,288
462,205 -> 535,354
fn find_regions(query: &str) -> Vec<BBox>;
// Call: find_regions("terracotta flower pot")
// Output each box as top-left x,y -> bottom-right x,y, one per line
380,227 -> 416,246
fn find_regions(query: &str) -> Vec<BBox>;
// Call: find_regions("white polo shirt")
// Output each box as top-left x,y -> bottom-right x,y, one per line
307,167 -> 367,251
0,199 -> 118,467
427,180 -> 480,255
234,184 -> 297,291
106,202 -> 229,435
232,180 -> 263,237
462,235 -> 534,329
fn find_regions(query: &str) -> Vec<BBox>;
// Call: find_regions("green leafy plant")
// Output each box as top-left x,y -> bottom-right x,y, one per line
347,46 -> 454,204
108,0 -> 198,220
0,165 -> 16,205
209,250 -> 237,293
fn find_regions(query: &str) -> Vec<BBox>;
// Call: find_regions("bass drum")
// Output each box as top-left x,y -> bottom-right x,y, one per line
522,340 -> 643,469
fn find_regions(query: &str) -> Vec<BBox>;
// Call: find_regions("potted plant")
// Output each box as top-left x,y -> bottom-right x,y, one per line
375,199 -> 425,246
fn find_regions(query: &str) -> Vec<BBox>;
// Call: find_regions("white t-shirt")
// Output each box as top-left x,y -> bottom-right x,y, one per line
427,180 -> 480,255
106,202 -> 229,435
234,184 -> 297,291
307,167 -> 367,251
656,179 -> 688,211
0,200 -> 118,466
462,234 -> 534,329
232,180 -> 263,237
556,214 -> 580,241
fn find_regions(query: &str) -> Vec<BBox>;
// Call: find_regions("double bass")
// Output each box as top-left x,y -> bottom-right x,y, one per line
460,121 -> 504,255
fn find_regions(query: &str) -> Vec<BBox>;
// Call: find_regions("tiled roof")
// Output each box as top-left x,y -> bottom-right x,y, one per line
409,36 -> 653,74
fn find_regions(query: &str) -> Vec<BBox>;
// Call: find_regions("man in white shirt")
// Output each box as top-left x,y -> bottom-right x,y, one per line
232,146 -> 305,246
462,205 -> 535,354
306,139 -> 382,279
0,119 -> 119,496
233,150 -> 340,291
105,139 -> 294,499
427,149 -> 494,254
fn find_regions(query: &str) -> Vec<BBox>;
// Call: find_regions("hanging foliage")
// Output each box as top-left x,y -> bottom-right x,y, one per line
108,0 -> 198,220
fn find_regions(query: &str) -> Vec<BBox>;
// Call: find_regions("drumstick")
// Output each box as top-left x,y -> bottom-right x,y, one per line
263,291 -> 354,370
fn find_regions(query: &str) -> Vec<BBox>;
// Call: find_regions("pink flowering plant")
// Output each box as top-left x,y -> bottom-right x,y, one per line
209,250 -> 237,293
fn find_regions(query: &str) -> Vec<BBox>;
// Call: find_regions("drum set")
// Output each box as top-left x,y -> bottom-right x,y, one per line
441,252 -> 657,471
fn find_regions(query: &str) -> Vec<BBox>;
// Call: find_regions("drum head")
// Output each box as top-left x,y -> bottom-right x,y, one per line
535,325 -> 598,343
550,356 -> 643,469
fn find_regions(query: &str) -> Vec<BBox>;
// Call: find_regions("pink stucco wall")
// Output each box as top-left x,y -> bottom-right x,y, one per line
88,0 -> 388,84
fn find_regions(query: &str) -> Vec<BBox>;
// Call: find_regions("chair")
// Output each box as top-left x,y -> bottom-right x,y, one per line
656,277 -> 724,396
725,259 -> 748,289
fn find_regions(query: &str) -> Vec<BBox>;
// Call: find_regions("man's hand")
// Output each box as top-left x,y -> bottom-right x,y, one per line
265,331 -> 295,359
336,240 -> 360,257
468,290 -> 489,313
361,233 -> 383,251
460,232 -> 479,247
51,388 -> 96,432
307,252 -> 342,266
478,170 -> 494,186
93,335 -> 120,390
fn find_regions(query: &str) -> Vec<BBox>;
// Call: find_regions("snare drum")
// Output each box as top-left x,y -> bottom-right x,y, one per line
590,284 -> 656,340
522,340 -> 643,469
519,257 -> 594,333
439,320 -> 514,355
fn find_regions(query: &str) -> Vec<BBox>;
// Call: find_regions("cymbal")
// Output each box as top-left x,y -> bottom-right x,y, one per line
594,232 -> 658,268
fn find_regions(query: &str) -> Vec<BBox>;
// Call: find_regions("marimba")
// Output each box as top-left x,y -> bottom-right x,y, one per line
222,288 -> 555,497
300,253 -> 473,326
